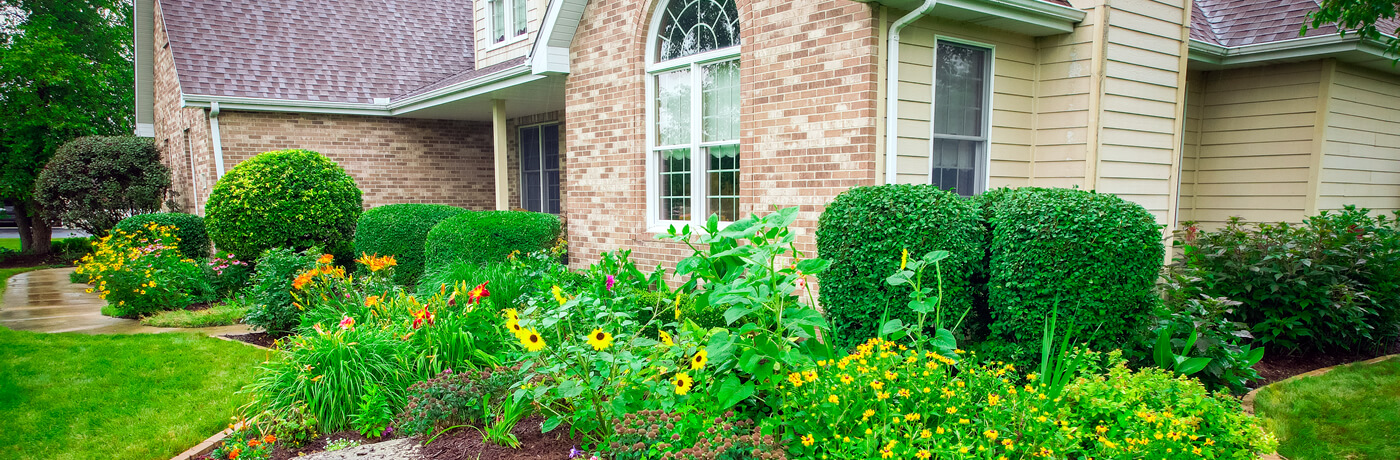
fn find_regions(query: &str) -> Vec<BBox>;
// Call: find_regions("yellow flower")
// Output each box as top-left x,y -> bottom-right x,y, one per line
900,248 -> 909,270
673,372 -> 693,395
690,349 -> 708,370
946,406 -> 957,414
840,375 -> 854,385
551,285 -> 567,305
827,395 -> 839,404
988,394 -> 1001,406
518,328 -> 546,352
786,372 -> 804,388
916,450 -> 931,459
870,380 -> 885,391
587,329 -> 614,351
365,295 -> 382,307
801,434 -> 814,447
659,330 -> 675,346
984,429 -> 999,440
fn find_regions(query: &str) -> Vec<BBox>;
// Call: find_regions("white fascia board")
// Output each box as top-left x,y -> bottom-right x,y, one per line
529,0 -> 587,75
1189,34 -> 1395,67
851,0 -> 1085,34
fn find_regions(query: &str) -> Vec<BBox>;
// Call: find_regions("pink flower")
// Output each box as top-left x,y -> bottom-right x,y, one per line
606,275 -> 616,291
339,316 -> 355,330
795,277 -> 807,292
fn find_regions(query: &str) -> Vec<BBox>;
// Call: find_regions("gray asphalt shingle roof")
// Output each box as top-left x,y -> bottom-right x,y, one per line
1192,0 -> 1400,47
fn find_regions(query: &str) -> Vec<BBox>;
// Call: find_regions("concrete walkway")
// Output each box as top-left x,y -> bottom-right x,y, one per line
0,267 -> 251,335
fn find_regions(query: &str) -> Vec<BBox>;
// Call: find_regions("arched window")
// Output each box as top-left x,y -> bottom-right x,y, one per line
647,0 -> 741,226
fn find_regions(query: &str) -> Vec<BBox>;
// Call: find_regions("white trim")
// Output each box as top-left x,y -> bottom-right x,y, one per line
135,123 -> 155,137
529,0 -> 589,75
208,102 -> 226,178
928,36 -> 994,194
484,32 -> 530,52
1188,34 -> 1396,68
487,0 -> 529,47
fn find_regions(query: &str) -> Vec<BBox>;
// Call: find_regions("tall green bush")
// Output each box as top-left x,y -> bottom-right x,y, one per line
816,185 -> 983,348
244,247 -> 319,336
33,136 -> 170,236
423,211 -> 561,271
205,149 -> 362,263
354,204 -> 467,286
114,213 -> 210,260
982,187 -> 1163,357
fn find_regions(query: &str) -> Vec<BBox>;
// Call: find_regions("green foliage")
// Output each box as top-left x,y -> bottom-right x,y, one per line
424,210 -> 561,271
33,136 -> 170,237
981,187 -> 1164,360
205,149 -> 363,263
140,298 -> 252,328
264,403 -> 320,449
397,367 -> 523,438
354,204 -> 468,286
75,224 -> 214,317
351,384 -> 394,439
205,251 -> 253,299
1255,356 -> 1400,460
1307,0 -> 1400,61
817,184 -> 983,349
609,409 -> 785,459
51,236 -> 93,261
244,248 -> 319,335
417,261 -> 532,312
209,427 -> 273,460
114,212 -> 209,260
1176,206 -> 1400,352
1155,273 -> 1265,395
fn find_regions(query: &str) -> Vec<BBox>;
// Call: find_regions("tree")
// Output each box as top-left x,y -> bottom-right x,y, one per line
1307,0 -> 1400,59
34,136 -> 170,236
0,0 -> 133,254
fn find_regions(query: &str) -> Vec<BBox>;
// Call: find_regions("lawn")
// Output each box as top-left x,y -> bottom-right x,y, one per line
0,328 -> 271,460
0,238 -> 18,251
1254,356 -> 1400,460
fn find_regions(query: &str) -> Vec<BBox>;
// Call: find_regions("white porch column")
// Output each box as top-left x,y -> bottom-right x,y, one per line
492,99 -> 509,211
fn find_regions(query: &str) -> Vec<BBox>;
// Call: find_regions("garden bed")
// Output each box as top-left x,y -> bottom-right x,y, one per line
223,331 -> 279,348
418,416 -> 581,460
1253,340 -> 1400,386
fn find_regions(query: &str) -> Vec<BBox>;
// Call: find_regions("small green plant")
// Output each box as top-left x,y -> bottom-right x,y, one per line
140,299 -> 250,328
352,384 -> 394,439
881,249 -> 967,358
264,402 -> 320,449
324,438 -> 360,452
74,223 -> 213,317
243,247 -> 319,335
209,422 -> 274,460
206,251 -> 252,298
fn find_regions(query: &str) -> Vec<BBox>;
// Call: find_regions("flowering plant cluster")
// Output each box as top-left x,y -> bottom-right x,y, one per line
208,420 -> 275,460
206,251 -> 252,297
74,223 -> 211,317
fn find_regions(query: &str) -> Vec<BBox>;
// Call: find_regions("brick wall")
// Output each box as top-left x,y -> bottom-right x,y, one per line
153,0 -> 216,214
563,0 -> 881,271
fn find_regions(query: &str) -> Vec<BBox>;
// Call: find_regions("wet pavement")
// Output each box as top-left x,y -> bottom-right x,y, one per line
1,267 -> 251,335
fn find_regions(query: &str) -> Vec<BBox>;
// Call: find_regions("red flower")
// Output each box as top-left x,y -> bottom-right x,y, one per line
467,281 -> 490,305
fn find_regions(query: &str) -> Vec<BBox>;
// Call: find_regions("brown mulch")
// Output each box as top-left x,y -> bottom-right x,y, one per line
223,332 -> 280,349
1252,340 -> 1400,386
418,416 -> 584,460
270,430 -> 384,460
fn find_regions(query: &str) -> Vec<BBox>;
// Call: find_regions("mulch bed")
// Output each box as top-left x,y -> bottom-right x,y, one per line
1252,339 -> 1400,386
419,416 -> 583,460
223,332 -> 280,349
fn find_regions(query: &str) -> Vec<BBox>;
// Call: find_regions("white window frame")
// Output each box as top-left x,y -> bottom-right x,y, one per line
487,0 -> 529,48
518,121 -> 561,214
929,36 -> 995,196
644,4 -> 742,233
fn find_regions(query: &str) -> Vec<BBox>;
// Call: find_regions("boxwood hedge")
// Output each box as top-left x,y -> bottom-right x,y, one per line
816,184 -> 983,348
113,212 -> 211,260
353,204 -> 468,285
424,210 -> 561,270
205,150 -> 362,263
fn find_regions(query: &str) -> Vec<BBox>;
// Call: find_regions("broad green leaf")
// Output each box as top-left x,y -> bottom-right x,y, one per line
795,258 -> 831,274
541,416 -> 563,433
908,298 -> 939,314
1176,357 -> 1212,376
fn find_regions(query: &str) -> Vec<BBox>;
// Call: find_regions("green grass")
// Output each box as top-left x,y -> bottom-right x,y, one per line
141,301 -> 251,328
1254,356 -> 1400,460
0,265 -> 64,297
0,327 -> 271,460
0,238 -> 19,251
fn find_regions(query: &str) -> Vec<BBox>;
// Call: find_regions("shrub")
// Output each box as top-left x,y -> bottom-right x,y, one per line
982,187 -> 1163,359
205,149 -> 362,262
423,210 -> 561,271
1176,207 -> 1400,352
51,237 -> 94,261
34,136 -> 171,236
74,223 -> 213,317
113,213 -> 210,260
354,204 -> 468,286
395,367 -> 522,437
816,184 -> 983,348
206,251 -> 253,298
243,248 -> 319,335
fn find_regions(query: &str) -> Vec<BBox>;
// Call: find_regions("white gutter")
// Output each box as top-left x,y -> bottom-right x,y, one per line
208,101 -> 226,177
885,0 -> 939,184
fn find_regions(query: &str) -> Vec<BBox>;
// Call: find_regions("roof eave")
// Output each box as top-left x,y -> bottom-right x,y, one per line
1188,34 -> 1396,69
851,0 -> 1086,36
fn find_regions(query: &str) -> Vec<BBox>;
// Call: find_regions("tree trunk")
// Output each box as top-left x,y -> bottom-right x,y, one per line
14,200 -> 52,255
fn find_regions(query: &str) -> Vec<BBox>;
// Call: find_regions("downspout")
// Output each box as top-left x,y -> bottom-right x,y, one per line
208,101 -> 226,177
884,0 -> 939,184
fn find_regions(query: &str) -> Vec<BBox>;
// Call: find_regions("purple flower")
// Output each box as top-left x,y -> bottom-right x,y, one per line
569,447 -> 583,458
605,275 -> 616,291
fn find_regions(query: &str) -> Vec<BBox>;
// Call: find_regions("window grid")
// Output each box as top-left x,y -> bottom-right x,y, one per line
490,0 -> 527,44
931,40 -> 991,197
519,124 -> 561,214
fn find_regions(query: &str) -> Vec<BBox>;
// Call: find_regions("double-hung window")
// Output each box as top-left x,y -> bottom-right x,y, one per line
490,0 -> 527,44
648,0 -> 741,226
520,123 -> 561,214
931,40 -> 992,196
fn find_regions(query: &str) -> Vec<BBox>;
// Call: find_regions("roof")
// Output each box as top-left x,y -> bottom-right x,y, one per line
1192,0 -> 1400,47
160,0 -> 479,103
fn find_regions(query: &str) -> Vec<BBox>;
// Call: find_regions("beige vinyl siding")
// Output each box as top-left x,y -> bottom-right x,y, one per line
1185,62 -> 1321,226
475,0 -> 543,67
889,15 -> 1037,188
1319,63 -> 1400,213
1092,1 -> 1188,222
1177,70 -> 1204,221
1030,12 -> 1096,189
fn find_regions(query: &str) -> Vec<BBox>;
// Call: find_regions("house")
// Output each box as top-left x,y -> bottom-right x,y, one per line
135,0 -> 1400,269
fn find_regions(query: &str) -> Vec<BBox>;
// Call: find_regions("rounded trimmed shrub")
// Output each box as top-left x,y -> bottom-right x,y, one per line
34,136 -> 171,236
983,187 -> 1164,356
354,204 -> 468,286
424,211 -> 561,270
114,213 -> 210,260
205,149 -> 362,262
816,184 -> 984,349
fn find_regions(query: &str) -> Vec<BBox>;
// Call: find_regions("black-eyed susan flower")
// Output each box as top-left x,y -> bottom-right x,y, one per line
519,328 -> 546,352
690,349 -> 707,370
673,372 -> 693,395
800,434 -> 814,447
587,329 -> 613,350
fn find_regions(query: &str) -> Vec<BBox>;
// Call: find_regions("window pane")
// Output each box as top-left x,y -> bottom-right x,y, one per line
543,124 -> 560,170
491,0 -> 505,42
655,70 -> 691,146
656,0 -> 740,62
706,144 -> 739,221
658,148 -> 692,220
546,170 -> 561,214
934,42 -> 987,137
520,126 -> 540,173
513,0 -> 527,36
702,60 -> 740,142
523,171 -> 541,212
931,139 -> 979,197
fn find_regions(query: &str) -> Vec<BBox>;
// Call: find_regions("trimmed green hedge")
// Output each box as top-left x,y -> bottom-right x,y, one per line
982,187 -> 1163,355
816,185 -> 983,348
424,211 -> 561,271
205,150 -> 362,263
354,204 -> 468,285
114,213 -> 210,260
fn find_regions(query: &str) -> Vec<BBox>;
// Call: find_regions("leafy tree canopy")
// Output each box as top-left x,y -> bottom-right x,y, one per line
1307,0 -> 1400,59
